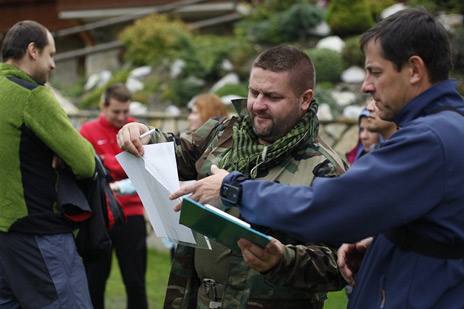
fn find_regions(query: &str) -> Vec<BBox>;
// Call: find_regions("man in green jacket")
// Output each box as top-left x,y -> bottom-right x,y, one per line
118,45 -> 346,308
0,20 -> 95,308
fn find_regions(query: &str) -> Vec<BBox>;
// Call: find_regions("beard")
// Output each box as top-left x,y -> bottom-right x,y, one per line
251,114 -> 285,143
249,102 -> 304,143
252,118 -> 274,140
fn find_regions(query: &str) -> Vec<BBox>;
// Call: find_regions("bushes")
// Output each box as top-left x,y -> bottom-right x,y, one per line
214,83 -> 248,98
368,0 -> 396,20
236,1 -> 323,44
326,0 -> 374,37
239,15 -> 284,45
307,48 -> 343,83
315,87 -> 340,116
408,0 -> 464,14
119,14 -> 192,66
342,36 -> 364,68
160,77 -> 205,107
79,69 -> 131,109
119,15 -> 254,107
277,3 -> 324,42
178,35 -> 236,82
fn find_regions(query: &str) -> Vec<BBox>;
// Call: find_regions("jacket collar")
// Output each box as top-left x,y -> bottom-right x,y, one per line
394,80 -> 463,126
0,63 -> 38,85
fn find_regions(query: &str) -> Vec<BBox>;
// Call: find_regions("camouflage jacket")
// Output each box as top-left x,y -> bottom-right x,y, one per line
151,116 -> 347,309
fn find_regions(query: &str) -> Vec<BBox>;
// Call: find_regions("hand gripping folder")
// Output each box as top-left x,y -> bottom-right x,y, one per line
179,197 -> 271,253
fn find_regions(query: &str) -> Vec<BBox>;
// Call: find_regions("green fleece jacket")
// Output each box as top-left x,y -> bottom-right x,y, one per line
0,63 -> 95,233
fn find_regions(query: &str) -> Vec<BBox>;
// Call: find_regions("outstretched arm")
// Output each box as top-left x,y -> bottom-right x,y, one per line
229,125 -> 445,244
169,165 -> 229,210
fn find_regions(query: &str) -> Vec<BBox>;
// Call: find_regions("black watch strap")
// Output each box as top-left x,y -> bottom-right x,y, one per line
220,175 -> 248,206
220,183 -> 242,205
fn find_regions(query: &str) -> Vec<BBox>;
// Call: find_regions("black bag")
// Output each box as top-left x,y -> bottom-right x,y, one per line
58,156 -> 125,261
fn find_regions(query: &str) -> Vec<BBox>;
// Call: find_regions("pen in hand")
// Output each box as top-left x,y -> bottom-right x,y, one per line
139,128 -> 157,139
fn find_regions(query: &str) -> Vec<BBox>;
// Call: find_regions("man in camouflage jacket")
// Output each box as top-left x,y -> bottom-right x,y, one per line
118,45 -> 347,309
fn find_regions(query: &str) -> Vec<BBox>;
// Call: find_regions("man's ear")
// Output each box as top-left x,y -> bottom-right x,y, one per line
300,89 -> 313,112
408,55 -> 427,85
26,42 -> 39,60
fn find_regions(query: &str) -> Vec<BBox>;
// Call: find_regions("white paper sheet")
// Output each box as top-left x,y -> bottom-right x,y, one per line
116,142 -> 209,248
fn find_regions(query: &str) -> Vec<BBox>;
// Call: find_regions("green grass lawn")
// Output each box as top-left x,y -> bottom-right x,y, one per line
106,248 -> 347,308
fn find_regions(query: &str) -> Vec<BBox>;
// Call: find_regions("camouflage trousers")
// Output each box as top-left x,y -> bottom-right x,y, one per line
196,278 -> 324,309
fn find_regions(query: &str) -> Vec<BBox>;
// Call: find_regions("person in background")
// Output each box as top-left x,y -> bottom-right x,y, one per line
156,93 -> 229,260
80,83 -> 148,309
345,108 -> 380,164
187,93 -> 228,131
366,99 -> 398,141
337,99 -> 399,286
0,20 -> 95,308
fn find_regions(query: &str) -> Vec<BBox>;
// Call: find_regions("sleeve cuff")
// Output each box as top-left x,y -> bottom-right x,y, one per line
221,172 -> 248,207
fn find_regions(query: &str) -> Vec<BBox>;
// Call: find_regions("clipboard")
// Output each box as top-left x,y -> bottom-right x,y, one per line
179,197 -> 272,253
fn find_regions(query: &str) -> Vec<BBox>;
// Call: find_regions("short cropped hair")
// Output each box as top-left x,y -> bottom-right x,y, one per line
1,20 -> 49,61
360,8 -> 451,83
103,83 -> 132,107
252,45 -> 315,95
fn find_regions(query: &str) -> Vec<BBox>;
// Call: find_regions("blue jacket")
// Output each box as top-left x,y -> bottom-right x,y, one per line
226,80 -> 464,308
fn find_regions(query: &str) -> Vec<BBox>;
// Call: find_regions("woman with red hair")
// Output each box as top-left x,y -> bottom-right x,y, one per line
188,93 -> 228,131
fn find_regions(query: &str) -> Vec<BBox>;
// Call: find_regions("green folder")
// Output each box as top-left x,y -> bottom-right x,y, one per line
180,197 -> 272,253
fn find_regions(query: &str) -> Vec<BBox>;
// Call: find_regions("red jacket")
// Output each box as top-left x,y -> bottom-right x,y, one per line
80,114 -> 144,217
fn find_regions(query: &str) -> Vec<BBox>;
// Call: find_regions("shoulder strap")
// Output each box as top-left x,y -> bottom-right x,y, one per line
192,118 -> 235,178
7,76 -> 39,90
94,156 -> 125,227
196,118 -> 235,163
314,138 -> 348,175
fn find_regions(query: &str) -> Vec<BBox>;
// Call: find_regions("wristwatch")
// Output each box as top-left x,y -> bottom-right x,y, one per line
220,174 -> 248,206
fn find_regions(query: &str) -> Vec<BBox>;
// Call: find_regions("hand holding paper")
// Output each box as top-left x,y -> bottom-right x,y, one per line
116,142 -> 210,249
117,122 -> 151,156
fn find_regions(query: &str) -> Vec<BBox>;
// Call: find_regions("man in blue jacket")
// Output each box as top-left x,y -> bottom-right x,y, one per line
217,8 -> 464,308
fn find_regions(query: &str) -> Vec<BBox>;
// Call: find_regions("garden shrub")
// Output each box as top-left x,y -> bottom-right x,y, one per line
214,83 -> 248,98
315,87 -> 341,117
237,14 -> 283,44
369,0 -> 396,20
278,3 -> 324,42
307,48 -> 344,83
342,36 -> 364,68
119,14 -> 192,66
236,1 -> 324,44
326,0 -> 374,37
179,35 -> 236,82
160,77 -> 205,107
79,69 -> 131,109
408,0 -> 464,14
